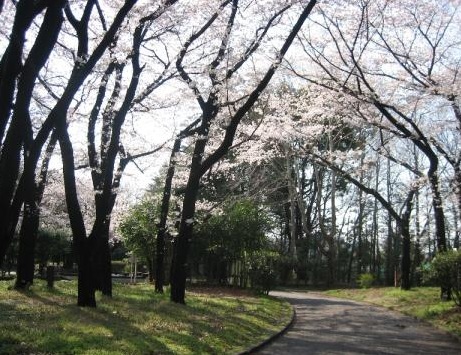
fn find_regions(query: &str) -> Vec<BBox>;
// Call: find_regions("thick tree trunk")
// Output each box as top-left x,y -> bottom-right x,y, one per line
170,147 -> 204,304
77,239 -> 96,307
0,1 -> 64,265
0,0 -> 46,142
90,223 -> 112,297
14,202 -> 39,289
15,131 -> 57,289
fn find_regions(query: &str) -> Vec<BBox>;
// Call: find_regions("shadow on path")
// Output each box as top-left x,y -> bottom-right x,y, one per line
256,291 -> 460,355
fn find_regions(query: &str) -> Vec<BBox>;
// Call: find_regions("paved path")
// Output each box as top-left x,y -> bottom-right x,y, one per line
256,291 -> 460,354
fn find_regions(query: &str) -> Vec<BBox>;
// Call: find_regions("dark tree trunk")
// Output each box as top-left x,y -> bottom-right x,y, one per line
14,201 -> 39,289
170,142 -> 205,303
0,0 -> 47,142
0,1 -> 64,265
90,221 -> 112,297
155,228 -> 166,292
77,239 -> 96,307
155,119 -> 199,293
428,164 -> 447,252
15,131 -> 57,289
58,124 -> 93,306
148,258 -> 155,283
400,190 -> 416,290
347,229 -> 357,284
385,158 -> 394,286
400,227 -> 411,290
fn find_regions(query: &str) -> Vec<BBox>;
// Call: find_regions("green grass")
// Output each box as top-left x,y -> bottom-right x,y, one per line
0,280 -> 292,354
324,287 -> 461,338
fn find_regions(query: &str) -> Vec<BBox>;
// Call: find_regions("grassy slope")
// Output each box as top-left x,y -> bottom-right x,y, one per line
0,280 -> 292,354
324,287 -> 461,338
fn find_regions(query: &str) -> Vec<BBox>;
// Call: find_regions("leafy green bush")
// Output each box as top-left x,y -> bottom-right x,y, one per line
423,250 -> 461,306
357,273 -> 374,289
249,251 -> 279,295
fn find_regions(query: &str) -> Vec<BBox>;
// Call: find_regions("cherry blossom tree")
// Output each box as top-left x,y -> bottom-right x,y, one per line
169,0 -> 317,304
286,0 -> 461,260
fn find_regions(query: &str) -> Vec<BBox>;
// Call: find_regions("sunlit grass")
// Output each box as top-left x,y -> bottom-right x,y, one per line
0,280 -> 292,354
324,287 -> 461,337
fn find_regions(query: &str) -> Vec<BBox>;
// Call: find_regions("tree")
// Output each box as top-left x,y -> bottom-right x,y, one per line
119,198 -> 159,282
169,0 -> 318,304
289,0 -> 456,255
15,131 -> 58,289
192,199 -> 271,286
58,0 -> 178,306
0,0 -> 66,267
154,118 -> 200,293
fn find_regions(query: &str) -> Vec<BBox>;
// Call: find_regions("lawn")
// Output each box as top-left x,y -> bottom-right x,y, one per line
0,280 -> 292,354
323,287 -> 461,338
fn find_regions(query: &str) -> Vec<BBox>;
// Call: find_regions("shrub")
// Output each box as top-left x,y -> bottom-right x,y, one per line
249,251 -> 279,295
423,250 -> 461,306
357,273 -> 374,289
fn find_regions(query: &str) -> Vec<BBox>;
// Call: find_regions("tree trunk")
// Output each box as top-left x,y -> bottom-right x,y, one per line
170,144 -> 204,304
385,158 -> 394,286
356,184 -> 365,277
14,201 -> 39,289
90,223 -> 112,297
327,132 -> 337,286
0,1 -> 64,265
77,239 -> 96,307
15,131 -> 57,289
428,160 -> 447,252
285,147 -> 298,266
400,190 -> 416,290
156,119 -> 199,293
0,0 -> 46,142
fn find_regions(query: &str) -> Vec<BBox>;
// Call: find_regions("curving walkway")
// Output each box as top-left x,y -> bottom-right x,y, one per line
255,291 -> 460,354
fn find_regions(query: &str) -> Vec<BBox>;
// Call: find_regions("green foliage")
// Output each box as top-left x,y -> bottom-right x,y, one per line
36,229 -> 72,267
119,198 -> 159,264
277,255 -> 297,285
192,199 -> 272,285
211,199 -> 270,257
423,250 -> 461,306
194,200 -> 270,260
357,273 -> 374,289
249,251 -> 280,294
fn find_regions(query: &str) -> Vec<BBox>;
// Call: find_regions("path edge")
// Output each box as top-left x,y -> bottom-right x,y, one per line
239,303 -> 296,354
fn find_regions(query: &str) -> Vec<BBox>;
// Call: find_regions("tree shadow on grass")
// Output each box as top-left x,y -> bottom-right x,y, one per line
0,281 -> 286,354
